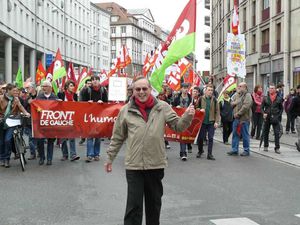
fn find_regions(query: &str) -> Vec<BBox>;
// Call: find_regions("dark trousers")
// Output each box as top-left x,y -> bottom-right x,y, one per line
37,138 -> 56,161
197,123 -> 215,155
222,120 -> 232,143
286,112 -> 295,132
263,120 -> 280,149
124,169 -> 164,225
251,112 -> 263,139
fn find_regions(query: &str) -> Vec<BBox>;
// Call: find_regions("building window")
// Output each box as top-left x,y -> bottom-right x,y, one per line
276,23 -> 281,53
252,0 -> 256,26
111,39 -> 116,46
111,27 -> 116,34
121,26 -> 126,33
263,0 -> 269,10
243,7 -> 247,31
205,48 -> 210,59
277,0 -> 281,14
204,33 -> 210,43
261,28 -> 269,53
252,33 -> 256,53
205,0 -> 210,10
111,52 -> 116,60
122,38 -> 126,45
204,16 -> 210,26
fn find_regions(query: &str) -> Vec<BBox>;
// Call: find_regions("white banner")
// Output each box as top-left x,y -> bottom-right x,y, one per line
227,33 -> 246,78
108,77 -> 127,102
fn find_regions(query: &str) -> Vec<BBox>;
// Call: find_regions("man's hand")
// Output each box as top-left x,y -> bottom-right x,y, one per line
186,103 -> 195,116
97,100 -> 103,104
263,113 -> 268,119
104,162 -> 112,173
214,122 -> 218,129
25,112 -> 30,117
234,113 -> 239,119
56,99 -> 62,101
88,100 -> 93,103
200,109 -> 205,112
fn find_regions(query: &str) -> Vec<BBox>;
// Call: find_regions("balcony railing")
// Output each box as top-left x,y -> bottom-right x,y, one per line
277,40 -> 281,53
261,43 -> 269,53
262,7 -> 270,22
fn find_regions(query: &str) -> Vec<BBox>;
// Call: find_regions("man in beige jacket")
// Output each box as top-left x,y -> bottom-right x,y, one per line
105,77 -> 195,225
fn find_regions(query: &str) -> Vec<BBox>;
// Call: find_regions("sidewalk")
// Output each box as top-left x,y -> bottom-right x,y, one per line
214,128 -> 300,168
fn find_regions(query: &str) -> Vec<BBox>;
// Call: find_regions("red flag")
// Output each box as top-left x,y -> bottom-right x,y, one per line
166,58 -> 191,91
117,45 -> 132,69
184,69 -> 194,84
36,61 -> 46,84
99,70 -> 109,86
167,71 -> 181,91
142,53 -> 151,77
232,0 -> 240,35
67,62 -> 76,82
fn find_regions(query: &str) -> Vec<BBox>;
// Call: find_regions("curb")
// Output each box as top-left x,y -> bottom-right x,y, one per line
213,136 -> 300,169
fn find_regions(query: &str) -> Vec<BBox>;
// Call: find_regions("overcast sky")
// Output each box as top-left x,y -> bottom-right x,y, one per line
92,0 -> 189,31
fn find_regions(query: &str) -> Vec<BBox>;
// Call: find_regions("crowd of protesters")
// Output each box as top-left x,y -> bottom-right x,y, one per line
0,77 -> 300,169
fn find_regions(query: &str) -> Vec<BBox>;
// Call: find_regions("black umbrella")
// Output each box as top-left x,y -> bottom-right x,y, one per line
259,119 -> 265,150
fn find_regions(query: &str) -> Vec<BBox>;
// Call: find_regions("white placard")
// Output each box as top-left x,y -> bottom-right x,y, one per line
6,118 -> 21,127
108,77 -> 127,102
227,33 -> 246,78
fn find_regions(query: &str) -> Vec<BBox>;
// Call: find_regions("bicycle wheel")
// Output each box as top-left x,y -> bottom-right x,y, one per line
19,153 -> 25,171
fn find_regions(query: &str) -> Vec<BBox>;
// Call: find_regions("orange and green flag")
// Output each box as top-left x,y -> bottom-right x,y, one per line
36,60 -> 46,85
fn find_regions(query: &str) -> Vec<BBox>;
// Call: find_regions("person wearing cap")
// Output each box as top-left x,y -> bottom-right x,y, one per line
0,83 -> 30,168
289,84 -> 300,151
36,80 -> 58,165
173,83 -> 192,161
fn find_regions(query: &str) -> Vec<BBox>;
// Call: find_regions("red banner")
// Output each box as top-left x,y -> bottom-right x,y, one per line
165,108 -> 204,143
31,100 -> 204,142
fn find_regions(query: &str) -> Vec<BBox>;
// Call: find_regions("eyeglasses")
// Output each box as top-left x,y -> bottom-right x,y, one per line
135,87 -> 149,92
42,85 -> 51,88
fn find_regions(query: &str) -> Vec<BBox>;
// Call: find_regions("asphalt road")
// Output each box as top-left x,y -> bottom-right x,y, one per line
1,140 -> 300,225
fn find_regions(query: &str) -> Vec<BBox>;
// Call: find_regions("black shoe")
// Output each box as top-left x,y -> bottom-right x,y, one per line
196,152 -> 202,158
296,143 -> 300,152
274,148 -> 281,154
292,131 -> 296,134
28,155 -> 36,160
227,151 -> 238,156
207,155 -> 215,160
240,152 -> 250,156
79,139 -> 85,145
39,159 -> 44,165
46,160 -> 52,165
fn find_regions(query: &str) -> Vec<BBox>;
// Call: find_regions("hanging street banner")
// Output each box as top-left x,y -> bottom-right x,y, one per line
227,33 -> 246,78
31,100 -> 204,143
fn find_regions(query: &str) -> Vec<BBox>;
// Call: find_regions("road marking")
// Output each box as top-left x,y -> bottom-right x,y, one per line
295,214 -> 300,218
210,217 -> 260,225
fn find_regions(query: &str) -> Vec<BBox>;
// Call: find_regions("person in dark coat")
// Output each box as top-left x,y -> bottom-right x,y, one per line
261,83 -> 284,154
219,90 -> 233,145
289,85 -> 300,151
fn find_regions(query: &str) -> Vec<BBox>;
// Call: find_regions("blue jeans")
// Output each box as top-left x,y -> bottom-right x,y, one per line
0,127 -> 14,161
87,138 -> 101,157
61,138 -> 76,158
37,138 -> 55,161
179,143 -> 187,157
23,126 -> 36,156
231,119 -> 250,153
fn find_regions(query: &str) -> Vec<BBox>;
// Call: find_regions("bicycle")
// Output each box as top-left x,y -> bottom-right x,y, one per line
6,115 -> 29,171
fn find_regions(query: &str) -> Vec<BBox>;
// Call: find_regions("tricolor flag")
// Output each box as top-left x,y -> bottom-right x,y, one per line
150,0 -> 196,93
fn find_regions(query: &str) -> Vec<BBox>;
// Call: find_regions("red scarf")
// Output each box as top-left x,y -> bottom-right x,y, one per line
93,85 -> 101,92
65,91 -> 74,102
270,92 -> 277,103
134,95 -> 155,122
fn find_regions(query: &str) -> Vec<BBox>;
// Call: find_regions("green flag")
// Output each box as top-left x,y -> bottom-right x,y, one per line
150,0 -> 196,93
15,66 -> 23,89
